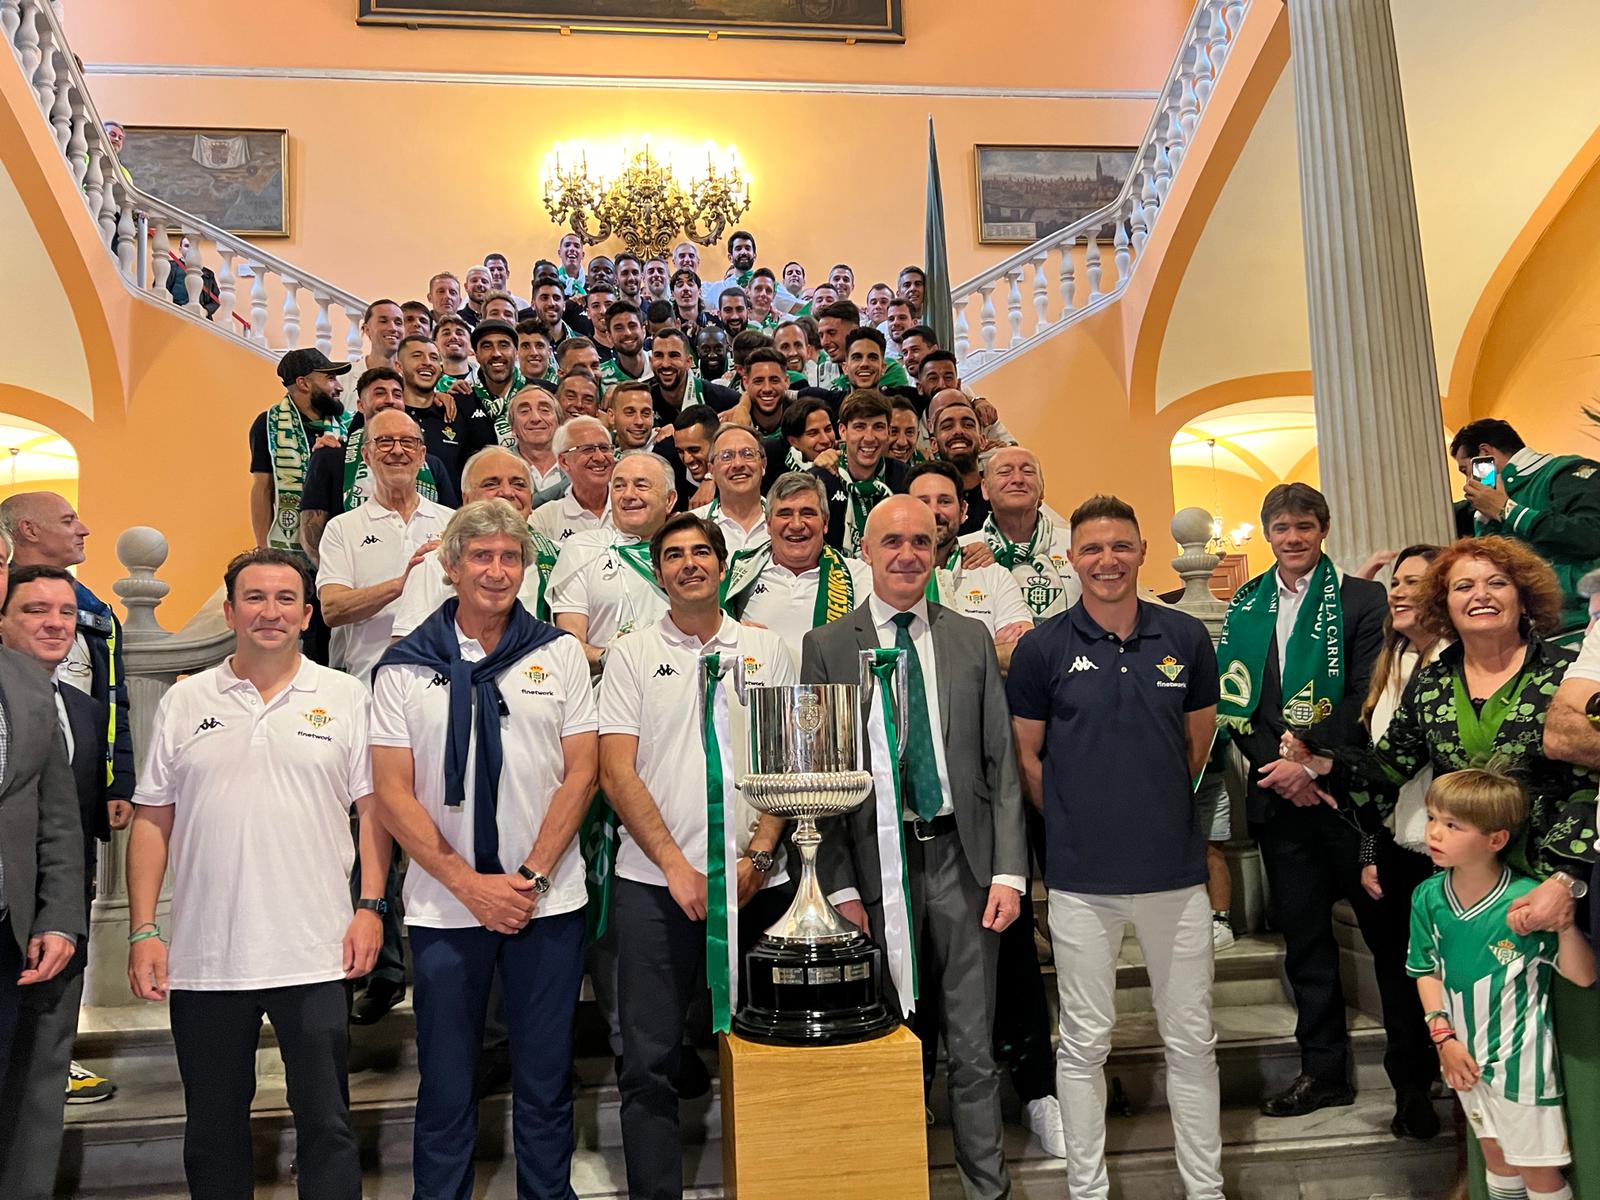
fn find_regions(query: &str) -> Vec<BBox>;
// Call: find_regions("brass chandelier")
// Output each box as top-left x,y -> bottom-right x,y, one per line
542,141 -> 751,258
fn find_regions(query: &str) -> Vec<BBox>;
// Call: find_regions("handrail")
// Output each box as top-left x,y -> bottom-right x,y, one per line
950,0 -> 1249,381
3,0 -> 371,361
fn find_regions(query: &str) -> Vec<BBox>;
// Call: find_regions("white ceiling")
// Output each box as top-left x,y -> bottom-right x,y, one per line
0,413 -> 79,483
1156,0 -> 1600,413
1171,396 -> 1315,480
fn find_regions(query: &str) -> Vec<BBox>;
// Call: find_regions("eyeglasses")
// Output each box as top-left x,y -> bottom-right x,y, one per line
715,447 -> 764,464
372,436 -> 424,453
565,442 -> 613,459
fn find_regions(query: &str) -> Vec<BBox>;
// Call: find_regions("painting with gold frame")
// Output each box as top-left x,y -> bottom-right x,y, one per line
357,0 -> 903,43
118,126 -> 289,237
975,144 -> 1137,246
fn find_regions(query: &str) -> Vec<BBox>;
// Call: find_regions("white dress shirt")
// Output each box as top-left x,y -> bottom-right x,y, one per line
1274,568 -> 1312,656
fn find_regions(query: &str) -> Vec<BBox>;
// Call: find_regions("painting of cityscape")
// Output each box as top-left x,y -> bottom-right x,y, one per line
975,145 -> 1137,245
118,127 -> 288,237
357,0 -> 903,42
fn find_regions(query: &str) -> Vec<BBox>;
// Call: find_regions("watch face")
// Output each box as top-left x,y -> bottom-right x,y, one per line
532,875 -> 552,895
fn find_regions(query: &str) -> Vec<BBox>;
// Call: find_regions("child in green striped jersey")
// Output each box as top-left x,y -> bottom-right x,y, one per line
1408,769 -> 1596,1200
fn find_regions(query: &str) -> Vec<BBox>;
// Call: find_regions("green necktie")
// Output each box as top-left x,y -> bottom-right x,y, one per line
892,611 -> 944,822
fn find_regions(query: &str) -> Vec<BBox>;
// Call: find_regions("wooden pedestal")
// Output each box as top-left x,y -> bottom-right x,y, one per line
719,1026 -> 929,1200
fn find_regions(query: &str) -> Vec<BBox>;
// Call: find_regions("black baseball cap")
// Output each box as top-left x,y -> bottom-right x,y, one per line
276,348 -> 353,387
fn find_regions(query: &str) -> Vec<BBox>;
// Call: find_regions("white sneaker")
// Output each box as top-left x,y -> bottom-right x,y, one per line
1024,1095 -> 1067,1159
1212,916 -> 1236,952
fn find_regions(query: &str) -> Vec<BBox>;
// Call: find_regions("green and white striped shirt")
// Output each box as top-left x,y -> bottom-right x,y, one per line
1407,867 -> 1563,1104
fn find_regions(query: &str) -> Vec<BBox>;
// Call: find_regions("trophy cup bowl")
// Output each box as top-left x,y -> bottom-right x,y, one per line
729,677 -> 898,1046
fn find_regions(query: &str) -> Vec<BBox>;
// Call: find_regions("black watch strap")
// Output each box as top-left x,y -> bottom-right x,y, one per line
355,898 -> 388,916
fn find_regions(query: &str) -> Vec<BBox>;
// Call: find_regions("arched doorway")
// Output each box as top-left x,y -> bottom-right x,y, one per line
0,414 -> 80,507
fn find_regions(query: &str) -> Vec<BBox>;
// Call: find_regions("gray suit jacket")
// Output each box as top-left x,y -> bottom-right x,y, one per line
800,600 -> 1026,916
0,647 -> 86,953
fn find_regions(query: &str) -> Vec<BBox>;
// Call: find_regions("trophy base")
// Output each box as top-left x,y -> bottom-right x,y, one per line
734,935 -> 897,1047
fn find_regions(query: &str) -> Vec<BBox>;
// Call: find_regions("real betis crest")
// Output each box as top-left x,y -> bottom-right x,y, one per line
1156,655 -> 1185,682
1282,680 -> 1333,728
742,654 -> 761,678
1489,938 -> 1522,967
525,663 -> 549,686
303,707 -> 335,729
1023,573 -> 1060,615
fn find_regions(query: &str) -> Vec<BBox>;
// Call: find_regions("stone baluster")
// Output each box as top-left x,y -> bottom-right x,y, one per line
312,292 -> 334,356
48,54 -> 71,152
95,156 -> 118,246
1130,189 -> 1150,256
1225,0 -> 1247,39
1,0 -> 21,41
1084,234 -> 1103,300
1206,2 -> 1232,74
1057,237 -> 1076,312
953,303 -> 969,365
1169,507 -> 1228,640
1153,143 -> 1174,204
115,526 -> 171,637
29,7 -> 54,112
282,276 -> 302,347
81,134 -> 103,226
1141,158 -> 1162,223
13,0 -> 38,84
115,190 -> 136,277
343,305 -> 364,365
1113,221 -> 1132,282
182,230 -> 205,315
249,264 -> 269,343
217,249 -> 238,332
1031,253 -> 1049,331
977,285 -> 996,361
1004,268 -> 1023,347
150,221 -> 171,294
1193,39 -> 1216,109
66,95 -> 87,187
1178,70 -> 1201,144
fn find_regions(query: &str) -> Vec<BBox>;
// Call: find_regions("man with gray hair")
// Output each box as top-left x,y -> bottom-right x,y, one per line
721,471 -> 870,670
529,417 -> 615,545
372,500 -> 597,1197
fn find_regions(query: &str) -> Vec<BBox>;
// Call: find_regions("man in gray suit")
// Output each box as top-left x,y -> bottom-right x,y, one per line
800,495 -> 1025,1200
0,561 -> 86,1100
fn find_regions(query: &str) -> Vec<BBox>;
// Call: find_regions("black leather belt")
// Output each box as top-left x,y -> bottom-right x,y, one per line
909,814 -> 958,842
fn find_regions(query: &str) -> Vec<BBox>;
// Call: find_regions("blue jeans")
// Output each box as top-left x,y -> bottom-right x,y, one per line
410,910 -> 586,1200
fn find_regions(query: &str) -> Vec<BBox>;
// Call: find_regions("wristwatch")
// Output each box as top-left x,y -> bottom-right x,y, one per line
749,850 -> 775,874
355,898 -> 388,916
1584,691 -> 1600,729
517,864 -> 553,895
1555,869 -> 1590,901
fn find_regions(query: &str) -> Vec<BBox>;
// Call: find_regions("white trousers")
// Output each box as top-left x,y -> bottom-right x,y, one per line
1048,884 -> 1224,1200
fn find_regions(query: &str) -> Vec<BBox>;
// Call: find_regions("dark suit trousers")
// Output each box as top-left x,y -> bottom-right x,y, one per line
169,981 -> 359,1200
990,803 -> 1054,1104
0,914 -> 22,1094
1254,803 -> 1437,1094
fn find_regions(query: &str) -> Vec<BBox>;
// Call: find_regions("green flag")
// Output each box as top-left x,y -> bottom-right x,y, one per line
924,116 -> 955,351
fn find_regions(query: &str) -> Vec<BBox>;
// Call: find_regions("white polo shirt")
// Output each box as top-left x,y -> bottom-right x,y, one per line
597,615 -> 793,889
132,658 -> 373,990
693,499 -> 771,556
932,561 -> 1033,637
370,627 -> 597,928
529,489 -> 613,545
1571,620 -> 1600,683
547,527 -> 668,648
389,546 -> 546,641
316,494 -> 452,682
740,555 -> 873,668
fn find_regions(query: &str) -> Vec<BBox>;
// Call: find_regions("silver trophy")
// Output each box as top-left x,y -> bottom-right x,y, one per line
702,651 -> 905,1044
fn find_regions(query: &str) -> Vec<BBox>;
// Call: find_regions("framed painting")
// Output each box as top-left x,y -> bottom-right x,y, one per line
117,127 -> 289,238
357,0 -> 903,43
974,144 -> 1138,246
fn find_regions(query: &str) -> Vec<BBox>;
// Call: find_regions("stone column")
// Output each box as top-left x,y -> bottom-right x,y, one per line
1285,0 -> 1455,564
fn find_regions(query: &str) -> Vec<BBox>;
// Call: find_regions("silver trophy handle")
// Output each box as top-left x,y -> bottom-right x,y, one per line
857,648 -> 912,766
731,649 -> 749,705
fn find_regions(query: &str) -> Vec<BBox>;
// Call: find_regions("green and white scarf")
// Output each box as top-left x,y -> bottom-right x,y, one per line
842,463 -> 893,556
982,511 -> 1062,618
267,394 -> 343,554
721,543 -> 855,624
1216,554 -> 1345,734
529,528 -> 560,622
700,651 -> 739,1034
341,425 -> 440,512
613,539 -> 666,599
474,367 -> 527,448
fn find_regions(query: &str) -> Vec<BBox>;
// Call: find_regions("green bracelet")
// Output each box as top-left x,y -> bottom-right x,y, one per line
128,928 -> 163,944
1423,1009 -> 1450,1024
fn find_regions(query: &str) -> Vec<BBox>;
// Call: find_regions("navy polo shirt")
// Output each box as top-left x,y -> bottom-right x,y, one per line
1007,599 -> 1220,896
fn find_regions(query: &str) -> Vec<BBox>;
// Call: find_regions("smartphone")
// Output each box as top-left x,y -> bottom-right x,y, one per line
1471,456 -> 1497,488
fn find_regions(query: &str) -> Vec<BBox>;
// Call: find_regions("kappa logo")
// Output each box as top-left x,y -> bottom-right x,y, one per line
1489,938 -> 1523,967
752,583 -> 769,595
426,671 -> 448,688
1156,655 -> 1185,682
524,663 -> 549,687
1067,656 -> 1097,674
194,716 -> 224,733
560,528 -> 575,540
832,490 -> 846,504
653,663 -> 679,678
303,707 -> 336,729
360,534 -> 381,547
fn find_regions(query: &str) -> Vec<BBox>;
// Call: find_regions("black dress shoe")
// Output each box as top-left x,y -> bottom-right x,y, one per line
350,979 -> 405,1026
1390,1089 -> 1440,1140
1260,1073 -> 1356,1117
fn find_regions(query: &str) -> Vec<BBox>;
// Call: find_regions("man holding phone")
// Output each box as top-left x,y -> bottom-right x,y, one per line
1450,419 -> 1600,641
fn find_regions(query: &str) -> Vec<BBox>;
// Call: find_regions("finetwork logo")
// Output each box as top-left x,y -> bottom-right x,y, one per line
1067,656 -> 1097,674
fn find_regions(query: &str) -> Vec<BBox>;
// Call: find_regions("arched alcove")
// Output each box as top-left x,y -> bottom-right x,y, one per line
0,413 -> 79,508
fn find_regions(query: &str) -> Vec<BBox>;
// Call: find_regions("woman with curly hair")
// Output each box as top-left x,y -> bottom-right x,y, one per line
1286,536 -> 1600,1199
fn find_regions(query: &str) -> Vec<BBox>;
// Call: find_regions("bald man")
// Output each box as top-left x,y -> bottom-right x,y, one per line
0,492 -> 133,803
800,496 -> 1025,1200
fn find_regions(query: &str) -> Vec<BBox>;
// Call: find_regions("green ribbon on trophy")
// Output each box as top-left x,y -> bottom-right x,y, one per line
700,652 -> 740,1034
1215,553 -> 1344,736
864,647 -> 919,1015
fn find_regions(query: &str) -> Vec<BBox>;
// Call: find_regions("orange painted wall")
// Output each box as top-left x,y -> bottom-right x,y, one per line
67,0 -> 1188,301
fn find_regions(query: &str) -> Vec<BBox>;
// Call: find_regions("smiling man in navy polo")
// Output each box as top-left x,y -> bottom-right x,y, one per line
1008,494 -> 1223,1200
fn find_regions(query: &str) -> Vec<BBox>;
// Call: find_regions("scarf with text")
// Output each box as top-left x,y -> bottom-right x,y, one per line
341,425 -> 440,512
982,511 -> 1061,617
1216,554 -> 1345,735
720,543 -> 855,625
474,366 -> 527,448
267,394 -> 344,554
